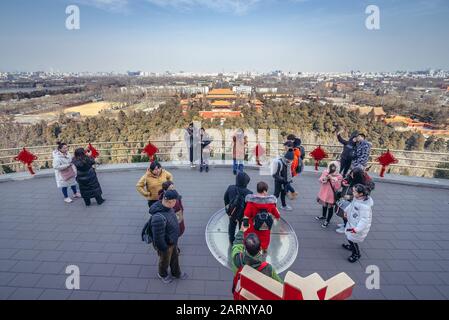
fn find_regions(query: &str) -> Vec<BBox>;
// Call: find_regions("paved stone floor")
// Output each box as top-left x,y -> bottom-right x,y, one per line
1,167 -> 449,300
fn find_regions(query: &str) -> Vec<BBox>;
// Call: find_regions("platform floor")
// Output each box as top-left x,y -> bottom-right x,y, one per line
1,167 -> 449,300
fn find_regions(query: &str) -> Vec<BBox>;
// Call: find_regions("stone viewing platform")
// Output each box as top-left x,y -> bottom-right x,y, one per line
1,164 -> 449,300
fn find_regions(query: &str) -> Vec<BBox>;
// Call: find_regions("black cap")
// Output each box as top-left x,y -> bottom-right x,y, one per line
164,190 -> 179,201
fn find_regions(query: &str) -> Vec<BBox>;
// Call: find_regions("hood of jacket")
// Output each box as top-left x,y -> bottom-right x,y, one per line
236,171 -> 250,188
327,160 -> 341,174
245,194 -> 277,205
148,200 -> 172,216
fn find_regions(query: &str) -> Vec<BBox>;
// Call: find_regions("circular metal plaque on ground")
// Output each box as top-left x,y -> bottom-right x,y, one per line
205,208 -> 299,273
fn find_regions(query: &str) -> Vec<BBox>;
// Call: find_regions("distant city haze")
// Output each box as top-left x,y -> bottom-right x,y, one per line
0,0 -> 448,73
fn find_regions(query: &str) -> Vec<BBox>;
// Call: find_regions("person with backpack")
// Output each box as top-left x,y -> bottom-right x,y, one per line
72,147 -> 105,207
342,184 -> 373,263
231,227 -> 282,300
149,190 -> 188,284
335,167 -> 375,234
243,181 -> 281,254
224,172 -> 253,245
136,161 -> 173,209
272,150 -> 295,211
52,142 -> 81,204
337,130 -> 358,176
158,181 -> 185,238
315,161 -> 343,228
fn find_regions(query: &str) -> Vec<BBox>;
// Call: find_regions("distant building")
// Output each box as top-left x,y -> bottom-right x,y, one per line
206,88 -> 237,102
256,87 -> 278,94
233,85 -> 252,96
199,109 -> 242,120
348,106 -> 386,121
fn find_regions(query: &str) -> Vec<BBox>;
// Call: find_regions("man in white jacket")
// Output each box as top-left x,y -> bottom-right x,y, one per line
342,184 -> 373,263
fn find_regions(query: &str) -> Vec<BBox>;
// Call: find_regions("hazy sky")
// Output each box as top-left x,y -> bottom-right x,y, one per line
1,0 -> 448,73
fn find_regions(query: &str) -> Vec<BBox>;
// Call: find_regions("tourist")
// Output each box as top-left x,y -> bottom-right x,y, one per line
136,161 -> 173,209
243,181 -> 281,254
231,226 -> 282,300
352,133 -> 372,169
272,150 -> 295,211
158,181 -> 185,238
337,130 -> 358,176
232,128 -> 248,175
335,167 -> 375,233
282,142 -> 299,200
342,184 -> 373,263
150,190 -> 188,283
72,148 -> 105,207
52,142 -> 80,203
184,123 -> 200,168
200,127 -> 212,173
224,171 -> 253,245
315,161 -> 343,228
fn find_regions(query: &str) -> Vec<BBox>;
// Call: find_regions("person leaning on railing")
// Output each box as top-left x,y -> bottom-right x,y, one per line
136,161 -> 173,209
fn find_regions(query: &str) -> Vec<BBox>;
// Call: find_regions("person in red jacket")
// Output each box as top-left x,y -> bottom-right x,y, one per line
243,181 -> 281,253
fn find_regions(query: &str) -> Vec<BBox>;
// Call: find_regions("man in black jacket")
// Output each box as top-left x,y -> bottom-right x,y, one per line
150,190 -> 188,284
337,130 -> 359,176
273,150 -> 294,211
224,172 -> 253,245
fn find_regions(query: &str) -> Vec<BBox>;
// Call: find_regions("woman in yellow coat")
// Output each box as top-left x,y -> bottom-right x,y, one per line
136,162 -> 173,208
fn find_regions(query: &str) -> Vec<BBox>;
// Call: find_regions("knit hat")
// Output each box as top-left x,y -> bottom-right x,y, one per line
164,190 -> 179,201
284,150 -> 294,161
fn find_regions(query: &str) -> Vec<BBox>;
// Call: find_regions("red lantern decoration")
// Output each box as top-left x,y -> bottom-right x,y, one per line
14,148 -> 38,175
253,144 -> 265,166
143,142 -> 159,163
86,143 -> 100,159
309,146 -> 328,171
376,150 -> 398,178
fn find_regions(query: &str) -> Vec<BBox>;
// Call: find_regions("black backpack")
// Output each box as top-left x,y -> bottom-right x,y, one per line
226,188 -> 246,222
254,209 -> 274,231
141,213 -> 166,245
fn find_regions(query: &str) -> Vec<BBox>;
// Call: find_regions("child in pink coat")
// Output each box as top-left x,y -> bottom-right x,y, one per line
316,161 -> 343,228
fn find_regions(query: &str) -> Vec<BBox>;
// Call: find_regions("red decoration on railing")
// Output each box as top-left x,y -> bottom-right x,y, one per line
14,148 -> 38,175
376,150 -> 398,178
86,143 -> 100,159
309,146 -> 328,171
143,142 -> 159,163
253,144 -> 265,166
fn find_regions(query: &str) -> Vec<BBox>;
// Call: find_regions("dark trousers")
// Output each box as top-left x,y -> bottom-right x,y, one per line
322,206 -> 334,223
229,218 -> 242,244
285,182 -> 295,193
189,146 -> 194,163
157,245 -> 181,278
83,196 -> 104,206
340,158 -> 352,177
348,240 -> 361,257
148,200 -> 158,209
274,182 -> 287,207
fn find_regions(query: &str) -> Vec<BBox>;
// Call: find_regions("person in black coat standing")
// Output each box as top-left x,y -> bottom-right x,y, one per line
224,171 -> 253,244
337,130 -> 359,177
150,190 -> 188,284
72,148 -> 105,207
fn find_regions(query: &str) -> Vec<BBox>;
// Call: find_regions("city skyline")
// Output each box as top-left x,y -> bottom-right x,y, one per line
1,0 -> 448,73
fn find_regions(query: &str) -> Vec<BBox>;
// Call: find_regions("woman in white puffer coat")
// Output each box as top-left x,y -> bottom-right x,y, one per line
52,142 -> 81,203
342,184 -> 373,263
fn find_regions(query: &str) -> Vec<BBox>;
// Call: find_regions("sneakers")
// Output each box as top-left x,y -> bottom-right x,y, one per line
321,221 -> 329,228
73,193 -> 82,199
348,255 -> 361,263
174,272 -> 189,280
336,226 -> 346,234
64,198 -> 73,204
281,205 -> 293,211
315,216 -> 326,221
190,163 -> 196,168
205,166 -> 209,173
337,223 -> 345,228
158,273 -> 173,284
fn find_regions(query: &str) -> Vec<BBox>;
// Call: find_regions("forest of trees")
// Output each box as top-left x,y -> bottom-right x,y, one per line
1,99 -> 449,153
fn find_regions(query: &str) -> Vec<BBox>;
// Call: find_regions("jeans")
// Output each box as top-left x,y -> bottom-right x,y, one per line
285,182 -> 295,194
274,182 -> 287,207
157,244 -> 181,278
233,159 -> 244,173
228,218 -> 242,244
62,185 -> 77,198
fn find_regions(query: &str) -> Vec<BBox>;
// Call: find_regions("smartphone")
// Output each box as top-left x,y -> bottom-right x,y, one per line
243,219 -> 249,228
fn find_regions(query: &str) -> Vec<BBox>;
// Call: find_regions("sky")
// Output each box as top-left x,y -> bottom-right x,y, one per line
0,0 -> 448,73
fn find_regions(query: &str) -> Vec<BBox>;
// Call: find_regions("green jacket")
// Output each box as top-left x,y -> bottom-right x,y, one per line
231,231 -> 283,283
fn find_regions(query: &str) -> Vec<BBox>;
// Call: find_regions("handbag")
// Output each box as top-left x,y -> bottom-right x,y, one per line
60,165 -> 76,181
